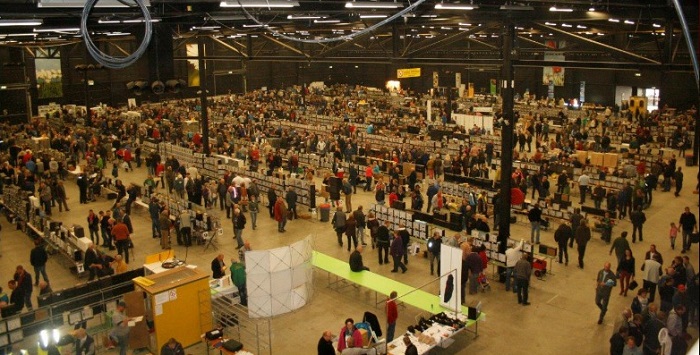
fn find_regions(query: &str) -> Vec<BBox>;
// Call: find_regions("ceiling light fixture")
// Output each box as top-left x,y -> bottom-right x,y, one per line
608,18 -> 620,23
561,23 -> 572,27
242,24 -> 269,27
624,20 -> 634,25
359,14 -> 388,19
588,6 -> 595,11
122,18 -> 161,23
435,3 -> 478,10
191,26 -> 221,30
549,5 -> 573,12
345,1 -> 403,9
33,27 -> 80,33
652,23 -> 661,28
287,15 -> 324,20
544,22 -> 557,26
576,25 -> 587,29
6,33 -> 38,37
221,0 -> 300,8
0,19 -> 43,27
314,19 -> 341,23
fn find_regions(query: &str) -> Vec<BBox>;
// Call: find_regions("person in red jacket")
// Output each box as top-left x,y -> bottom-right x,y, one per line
273,195 -> 287,233
386,291 -> 398,342
364,165 -> 373,192
337,318 -> 363,353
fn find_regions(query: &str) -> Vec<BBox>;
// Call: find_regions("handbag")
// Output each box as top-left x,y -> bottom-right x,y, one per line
628,280 -> 639,291
691,232 -> 700,244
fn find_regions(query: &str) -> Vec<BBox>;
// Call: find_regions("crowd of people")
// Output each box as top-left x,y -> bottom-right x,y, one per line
0,84 -> 697,354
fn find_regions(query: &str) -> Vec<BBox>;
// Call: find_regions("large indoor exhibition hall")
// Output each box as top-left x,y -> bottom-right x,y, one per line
0,0 -> 698,354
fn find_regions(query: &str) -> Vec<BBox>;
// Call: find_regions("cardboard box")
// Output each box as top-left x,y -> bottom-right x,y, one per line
358,328 -> 370,347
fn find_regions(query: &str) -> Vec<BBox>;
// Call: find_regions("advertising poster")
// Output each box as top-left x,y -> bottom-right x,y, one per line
35,58 -> 63,99
186,44 -> 200,87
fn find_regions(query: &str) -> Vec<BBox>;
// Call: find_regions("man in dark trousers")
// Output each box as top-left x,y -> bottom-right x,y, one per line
595,262 -> 617,324
673,166 -> 683,197
679,206 -> 697,253
528,204 -> 542,244
13,265 -> 33,311
30,239 -> 49,286
630,206 -> 646,243
376,221 -> 391,265
514,253 -> 532,305
390,230 -> 407,273
554,222 -> 573,265
575,220 -> 592,269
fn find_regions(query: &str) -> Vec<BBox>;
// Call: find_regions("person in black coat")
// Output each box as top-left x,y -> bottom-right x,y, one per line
317,331 -> 335,355
77,172 -> 88,204
609,326 -> 628,355
211,254 -> 226,279
30,240 -> 49,286
267,188 -> 277,218
404,336 -> 418,355
349,246 -> 369,272
84,243 -> 105,281
554,223 -> 573,265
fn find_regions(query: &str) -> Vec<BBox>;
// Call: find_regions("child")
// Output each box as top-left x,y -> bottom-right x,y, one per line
669,222 -> 678,250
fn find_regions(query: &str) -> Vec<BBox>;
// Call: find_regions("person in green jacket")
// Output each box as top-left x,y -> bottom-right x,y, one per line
230,257 -> 247,306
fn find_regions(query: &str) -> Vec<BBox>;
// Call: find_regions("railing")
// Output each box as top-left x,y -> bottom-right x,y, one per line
210,297 -> 272,355
0,273 -> 142,354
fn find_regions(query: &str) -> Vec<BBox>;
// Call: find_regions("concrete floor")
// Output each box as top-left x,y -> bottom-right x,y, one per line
0,158 -> 697,355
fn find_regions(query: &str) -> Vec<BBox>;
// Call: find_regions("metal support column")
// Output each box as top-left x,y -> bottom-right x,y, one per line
497,22 -> 516,254
198,36 -> 210,155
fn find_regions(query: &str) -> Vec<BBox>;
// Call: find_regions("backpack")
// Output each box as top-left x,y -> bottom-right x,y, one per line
343,183 -> 352,195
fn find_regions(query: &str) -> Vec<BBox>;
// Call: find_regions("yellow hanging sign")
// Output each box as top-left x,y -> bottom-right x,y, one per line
397,68 -> 421,78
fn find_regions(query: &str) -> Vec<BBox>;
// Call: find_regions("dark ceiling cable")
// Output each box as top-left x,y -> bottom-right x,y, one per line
80,0 -> 153,69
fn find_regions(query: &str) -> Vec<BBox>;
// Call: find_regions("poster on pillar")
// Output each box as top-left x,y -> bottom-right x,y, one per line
433,72 -> 439,88
489,79 -> 496,95
543,52 -> 565,86
439,245 -> 463,312
186,44 -> 200,87
455,72 -> 461,90
468,83 -> 474,98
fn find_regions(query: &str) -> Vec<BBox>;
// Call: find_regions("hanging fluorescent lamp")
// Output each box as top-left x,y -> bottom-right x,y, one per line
0,19 -> 43,27
435,3 -> 478,10
549,5 -> 573,12
359,14 -> 388,19
287,15 -> 324,20
38,0 -> 150,7
345,1 -> 403,9
33,27 -> 80,33
221,0 -> 300,8
314,19 -> 341,23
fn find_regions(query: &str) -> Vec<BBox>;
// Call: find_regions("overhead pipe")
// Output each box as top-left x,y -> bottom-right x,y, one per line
670,0 -> 699,90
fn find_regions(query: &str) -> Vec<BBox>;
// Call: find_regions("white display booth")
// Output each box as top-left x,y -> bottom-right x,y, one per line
246,236 -> 314,318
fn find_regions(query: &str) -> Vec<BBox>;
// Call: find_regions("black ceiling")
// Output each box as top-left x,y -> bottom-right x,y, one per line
0,0 -> 697,70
